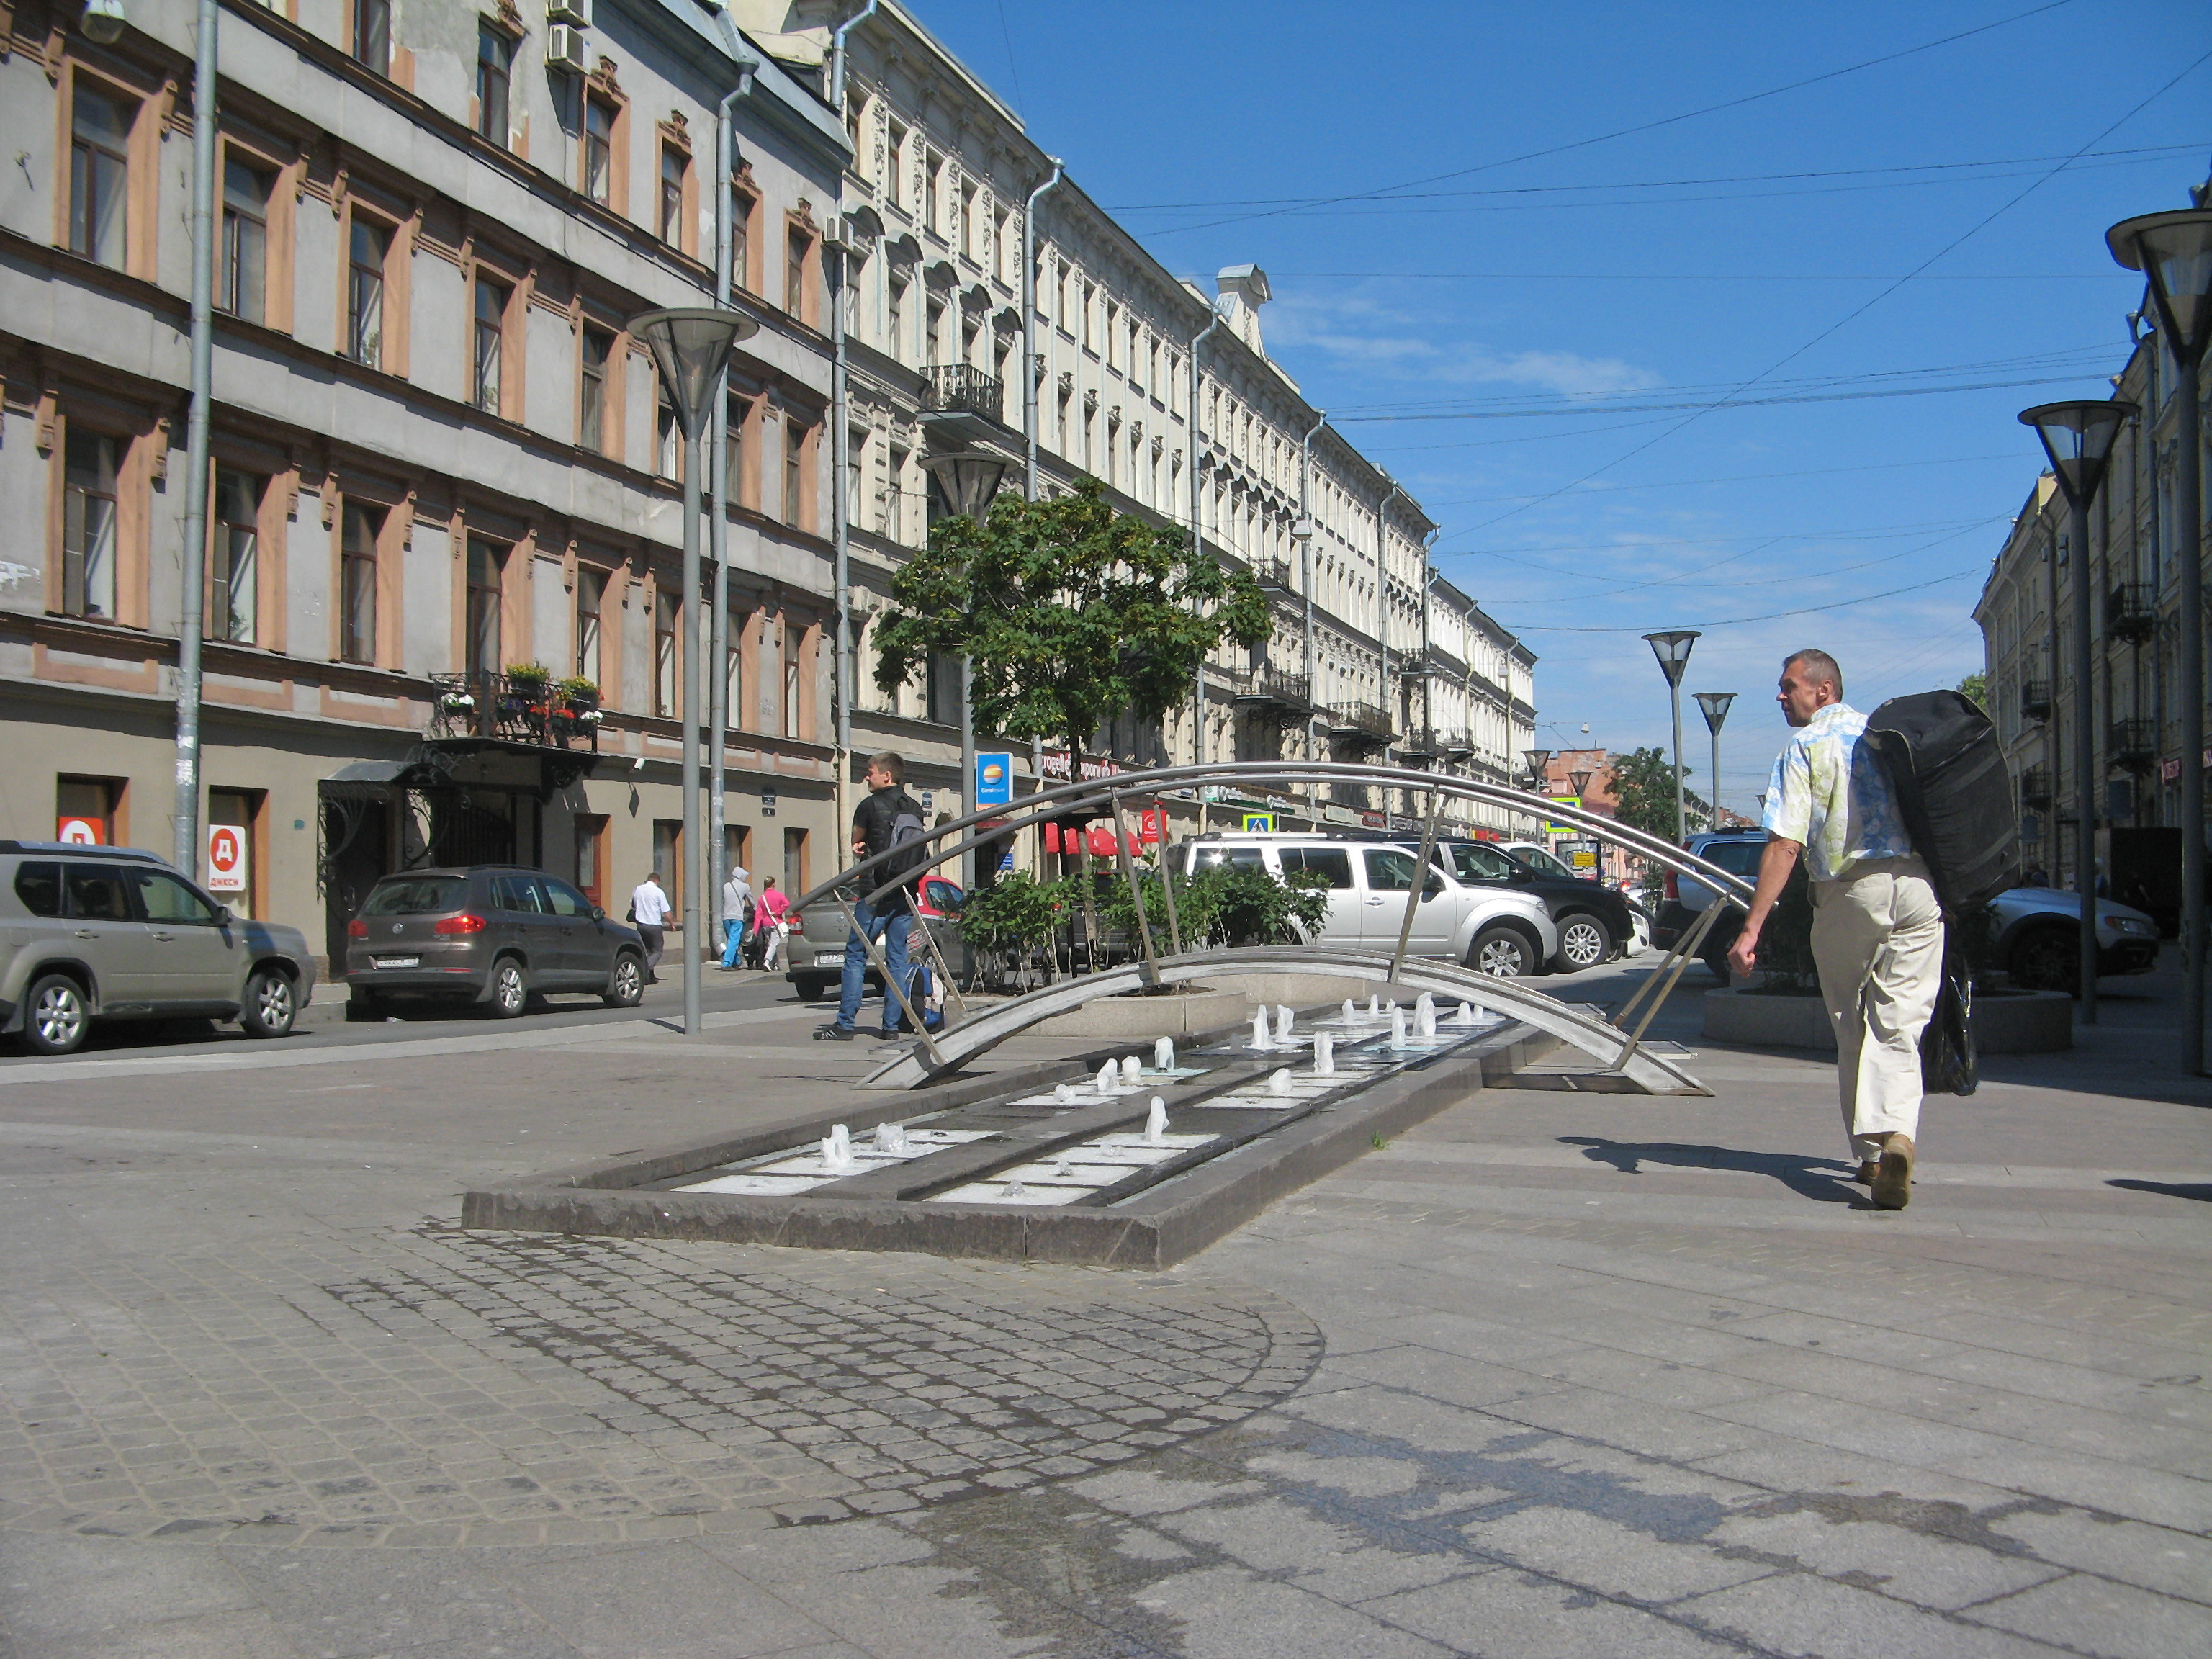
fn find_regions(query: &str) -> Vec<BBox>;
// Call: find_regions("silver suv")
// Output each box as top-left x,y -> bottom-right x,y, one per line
1174,833 -> 1559,976
0,840 -> 318,1056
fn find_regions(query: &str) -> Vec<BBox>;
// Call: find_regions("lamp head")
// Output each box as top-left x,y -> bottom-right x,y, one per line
1642,629 -> 1699,686
1693,691 -> 1735,734
81,0 -> 125,41
2018,400 -> 2136,510
920,450 -> 1010,521
1568,769 -> 1593,796
2108,209 -> 2212,364
629,307 -> 760,439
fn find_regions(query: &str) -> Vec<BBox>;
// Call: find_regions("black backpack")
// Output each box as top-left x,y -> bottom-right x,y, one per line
1863,690 -> 2020,916
880,792 -> 932,890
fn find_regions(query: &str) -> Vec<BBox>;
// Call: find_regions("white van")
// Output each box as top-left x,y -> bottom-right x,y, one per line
1171,833 -> 1558,976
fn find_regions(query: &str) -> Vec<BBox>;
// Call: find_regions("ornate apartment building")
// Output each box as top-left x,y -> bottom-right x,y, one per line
1973,220 -> 2210,921
734,0 -> 1538,842
0,0 -> 850,962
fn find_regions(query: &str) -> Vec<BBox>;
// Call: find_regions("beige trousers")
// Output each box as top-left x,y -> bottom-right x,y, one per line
1809,856 -> 1944,1161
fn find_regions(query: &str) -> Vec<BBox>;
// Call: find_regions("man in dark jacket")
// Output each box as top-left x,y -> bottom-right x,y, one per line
815,752 -> 927,1041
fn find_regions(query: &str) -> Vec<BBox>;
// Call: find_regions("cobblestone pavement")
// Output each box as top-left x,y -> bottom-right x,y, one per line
0,972 -> 2208,1656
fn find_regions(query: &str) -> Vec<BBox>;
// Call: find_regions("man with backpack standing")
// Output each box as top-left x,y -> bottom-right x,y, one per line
815,752 -> 927,1043
1727,649 -> 1942,1210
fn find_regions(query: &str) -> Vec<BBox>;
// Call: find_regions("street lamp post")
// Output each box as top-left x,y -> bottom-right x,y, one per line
1694,692 -> 1735,830
2020,400 -> 2136,1027
633,308 -> 760,1037
1521,748 -> 1552,837
1568,767 -> 1593,874
920,451 -> 1010,889
2108,208 -> 2212,1071
1643,631 -> 1700,842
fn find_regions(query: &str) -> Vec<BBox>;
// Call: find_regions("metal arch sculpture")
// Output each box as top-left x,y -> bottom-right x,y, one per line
798,758 -> 1756,1094
855,945 -> 1710,1094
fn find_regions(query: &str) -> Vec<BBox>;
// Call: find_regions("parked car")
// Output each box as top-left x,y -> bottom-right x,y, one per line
343,866 -> 645,1018
1,840 -> 317,1056
787,876 -> 971,1004
1653,827 -> 2162,989
1173,832 -> 1559,976
1436,838 -> 1637,971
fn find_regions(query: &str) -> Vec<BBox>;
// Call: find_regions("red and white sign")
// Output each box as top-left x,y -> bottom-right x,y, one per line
206,824 -> 248,893
56,817 -> 104,845
1137,809 -> 1164,845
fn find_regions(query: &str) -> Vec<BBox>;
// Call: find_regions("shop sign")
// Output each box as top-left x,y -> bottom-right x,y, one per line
1040,750 -> 1123,781
1321,804 -> 1363,826
206,824 -> 248,893
56,816 -> 103,844
975,752 -> 1013,806
1359,811 -> 1386,829
1388,814 -> 1417,832
1137,809 -> 1164,844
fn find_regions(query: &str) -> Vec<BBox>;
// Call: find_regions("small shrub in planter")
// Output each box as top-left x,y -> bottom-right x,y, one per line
557,676 -> 600,710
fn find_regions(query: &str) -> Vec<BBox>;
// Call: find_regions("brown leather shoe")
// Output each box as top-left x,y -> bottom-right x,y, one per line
1853,1160 -> 1878,1185
1871,1134 -> 1915,1210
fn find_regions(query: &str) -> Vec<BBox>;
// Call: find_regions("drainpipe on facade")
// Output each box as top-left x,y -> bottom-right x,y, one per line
827,1 -> 876,855
1021,161 -> 1064,503
1187,307 -> 1225,827
829,0 -> 878,114
1298,410 -> 1325,809
1421,531 -> 1438,817
1377,480 -> 1405,816
173,0 -> 220,880
709,18 -> 759,924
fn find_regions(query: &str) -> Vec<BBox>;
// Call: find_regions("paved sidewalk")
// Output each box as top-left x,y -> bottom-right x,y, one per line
0,966 -> 2206,1656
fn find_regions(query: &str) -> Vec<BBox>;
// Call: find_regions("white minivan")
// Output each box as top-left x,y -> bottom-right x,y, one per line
1171,834 -> 1559,976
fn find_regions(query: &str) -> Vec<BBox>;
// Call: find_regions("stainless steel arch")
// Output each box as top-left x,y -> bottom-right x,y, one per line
856,946 -> 1709,1095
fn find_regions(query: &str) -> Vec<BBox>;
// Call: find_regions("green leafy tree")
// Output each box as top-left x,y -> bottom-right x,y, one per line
871,478 -> 1272,761
1606,746 -> 1708,844
1956,670 -> 1989,709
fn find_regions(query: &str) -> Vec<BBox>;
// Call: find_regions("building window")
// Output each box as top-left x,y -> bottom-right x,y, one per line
786,228 -> 809,320
887,276 -> 907,361
60,429 -> 121,621
783,624 -> 802,737
654,588 -> 677,717
340,502 -> 380,664
347,217 -> 388,368
886,120 -> 907,209
656,383 -> 680,480
353,0 -> 390,73
658,145 -> 686,248
579,325 -> 611,452
575,566 -> 603,682
724,392 -> 749,505
784,420 -> 806,529
68,87 -> 132,270
925,155 -> 940,233
583,96 -> 614,205
218,158 -> 270,324
1082,282 -> 1095,351
466,536 -> 504,677
475,24 -> 512,147
731,186 -> 755,290
926,295 -> 946,364
847,426 -> 866,523
473,274 -> 509,415
212,467 -> 261,644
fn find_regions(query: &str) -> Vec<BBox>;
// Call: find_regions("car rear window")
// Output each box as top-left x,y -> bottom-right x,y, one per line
1190,845 -> 1266,873
13,862 -> 62,918
1448,844 -> 1516,882
1699,840 -> 1766,878
1278,848 -> 1352,889
361,876 -> 471,916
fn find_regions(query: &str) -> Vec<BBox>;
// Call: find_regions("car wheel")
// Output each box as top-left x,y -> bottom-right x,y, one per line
603,953 -> 644,1008
2009,925 -> 2077,994
797,979 -> 827,1002
1555,914 -> 1612,972
345,992 -> 389,1022
22,974 -> 91,1056
1469,925 -> 1534,978
240,967 -> 297,1038
489,958 -> 528,1019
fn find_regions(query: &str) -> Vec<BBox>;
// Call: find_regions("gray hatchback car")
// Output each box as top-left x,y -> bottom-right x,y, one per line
343,866 -> 647,1018
1,840 -> 318,1055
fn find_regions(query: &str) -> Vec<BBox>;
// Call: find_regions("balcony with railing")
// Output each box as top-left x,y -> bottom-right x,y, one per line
921,364 -> 1005,421
1327,700 -> 1394,747
2110,718 -> 2157,769
428,670 -> 602,752
2108,582 -> 2157,643
2020,679 -> 2051,723
1233,665 -> 1314,716
1395,728 -> 1441,763
2020,765 -> 2053,809
1252,554 -> 1295,593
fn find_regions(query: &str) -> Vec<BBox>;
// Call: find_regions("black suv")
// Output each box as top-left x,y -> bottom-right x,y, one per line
344,866 -> 646,1018
1433,838 -> 1637,971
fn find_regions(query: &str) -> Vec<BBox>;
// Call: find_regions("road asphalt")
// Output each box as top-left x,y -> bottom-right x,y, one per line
0,952 -> 2205,1657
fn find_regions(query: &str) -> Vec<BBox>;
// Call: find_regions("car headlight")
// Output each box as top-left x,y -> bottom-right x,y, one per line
2108,916 -> 2157,938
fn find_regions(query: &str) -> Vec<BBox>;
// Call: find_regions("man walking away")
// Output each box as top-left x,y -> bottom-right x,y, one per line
1728,649 -> 1942,1210
815,752 -> 926,1042
630,871 -> 672,985
719,864 -> 753,971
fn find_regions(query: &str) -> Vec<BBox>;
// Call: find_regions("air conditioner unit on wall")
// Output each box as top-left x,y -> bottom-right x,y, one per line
546,23 -> 588,71
547,0 -> 592,24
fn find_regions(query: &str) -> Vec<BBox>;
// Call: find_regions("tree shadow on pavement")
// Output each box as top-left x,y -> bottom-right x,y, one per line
1560,1136 -> 1863,1205
2107,1178 -> 2212,1202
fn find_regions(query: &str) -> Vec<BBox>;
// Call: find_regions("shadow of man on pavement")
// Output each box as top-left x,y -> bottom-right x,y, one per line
1561,1136 -> 1863,1205
2108,1178 -> 2212,1202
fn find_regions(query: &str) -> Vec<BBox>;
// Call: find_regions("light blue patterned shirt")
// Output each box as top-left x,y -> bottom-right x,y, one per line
1761,702 -> 1913,882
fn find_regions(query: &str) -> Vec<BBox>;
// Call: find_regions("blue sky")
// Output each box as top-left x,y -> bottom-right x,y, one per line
909,1 -> 2208,814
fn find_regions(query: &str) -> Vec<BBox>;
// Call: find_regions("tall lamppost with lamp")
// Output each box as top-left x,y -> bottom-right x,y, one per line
2108,207 -> 2212,1071
1521,748 -> 1552,840
1568,768 -> 1593,876
1694,691 -> 1735,830
2019,400 -> 2136,1025
920,451 -> 1010,889
631,308 -> 760,1036
1642,631 -> 1700,842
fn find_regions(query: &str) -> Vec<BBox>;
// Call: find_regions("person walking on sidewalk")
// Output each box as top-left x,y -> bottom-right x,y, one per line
815,753 -> 925,1043
1728,649 -> 1941,1210
754,878 -> 791,969
629,871 -> 673,984
719,865 -> 753,971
